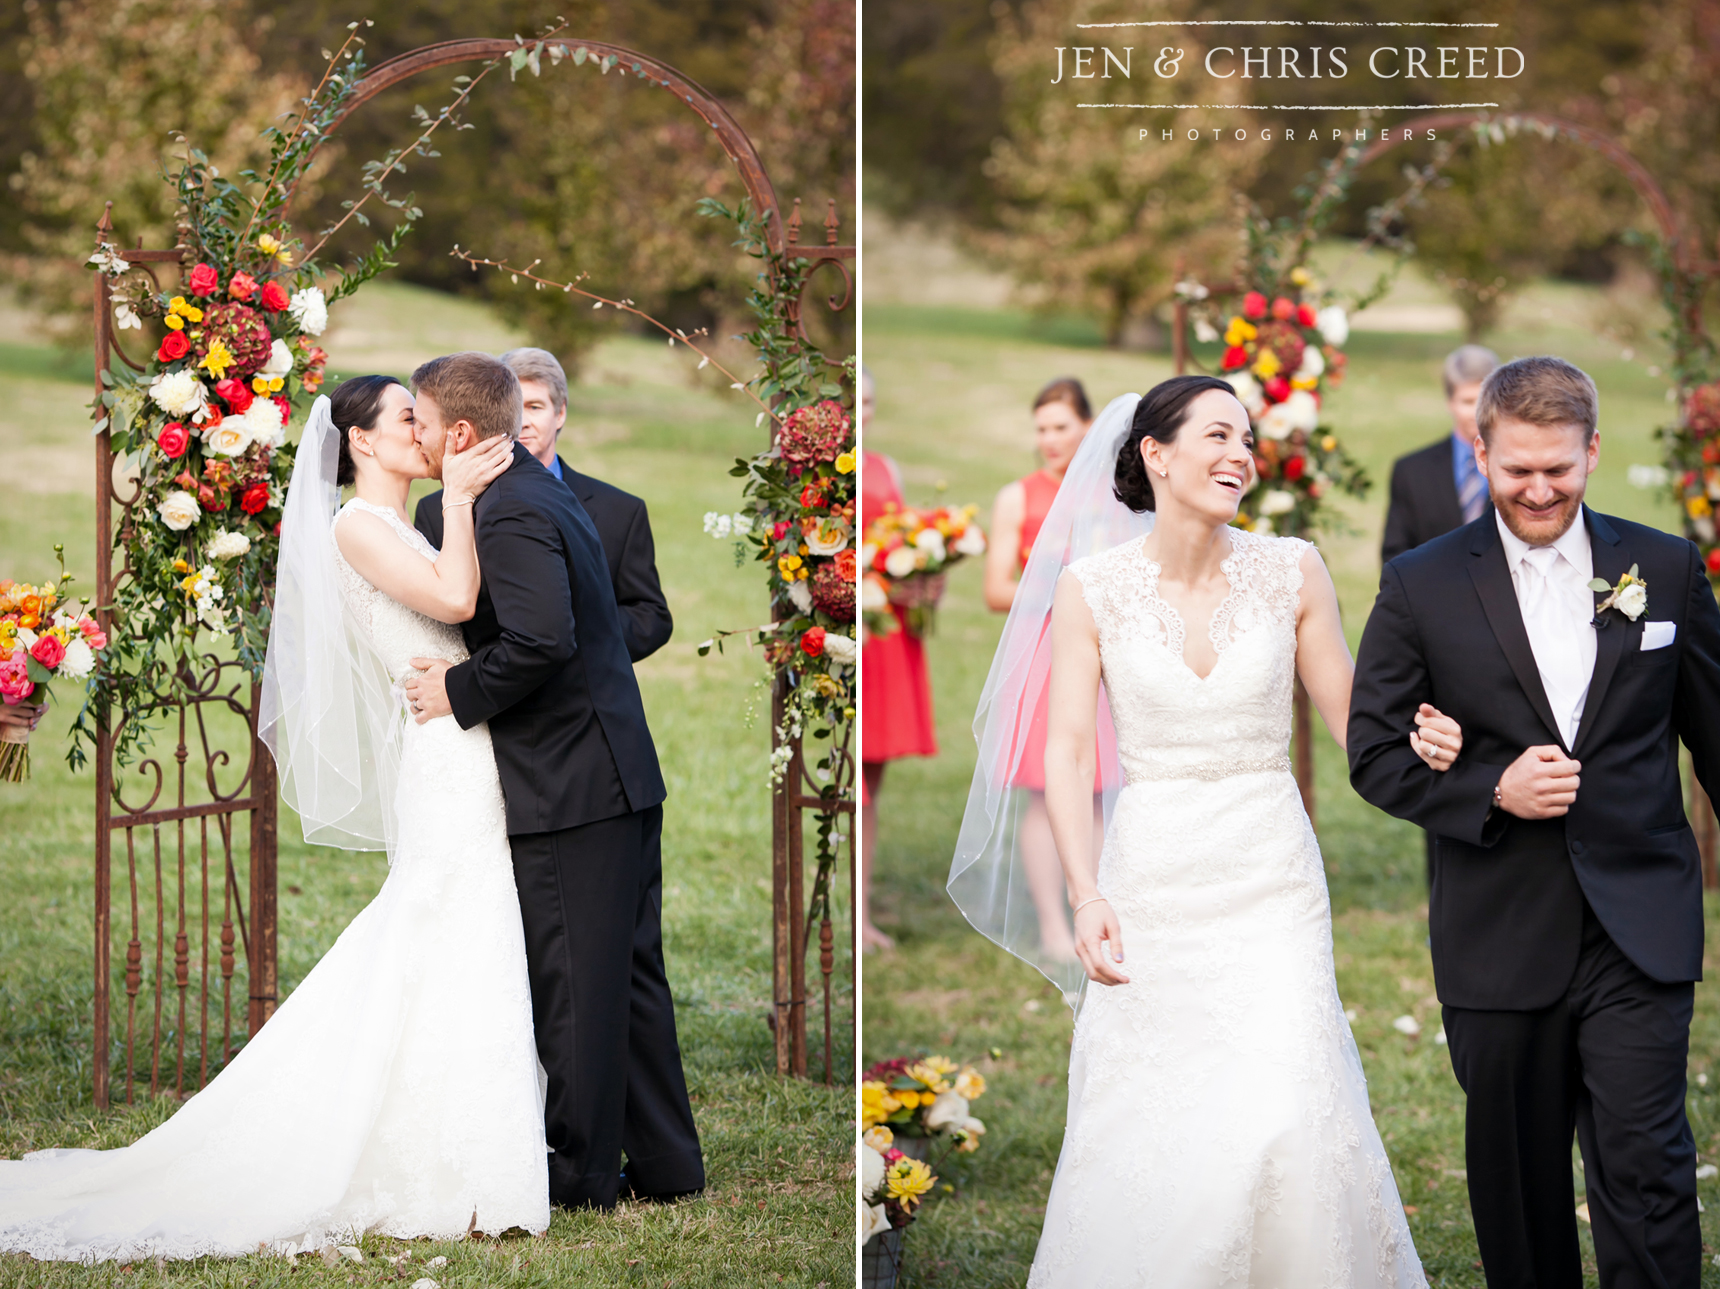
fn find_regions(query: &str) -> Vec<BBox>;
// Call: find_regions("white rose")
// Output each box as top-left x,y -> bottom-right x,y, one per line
860,1142 -> 886,1197
203,420 -> 252,456
15,628 -> 36,650
1616,582 -> 1648,620
157,490 -> 201,531
823,633 -> 857,666
860,576 -> 888,612
149,369 -> 207,417
861,1201 -> 891,1244
1295,345 -> 1325,379
259,338 -> 294,379
1257,402 -> 1296,441
242,398 -> 287,449
1283,389 -> 1320,433
1224,371 -> 1266,419
805,519 -> 851,557
884,545 -> 919,578
1315,305 -> 1349,347
207,530 -> 251,561
1259,489 -> 1297,517
288,286 -> 328,336
953,525 -> 987,557
913,528 -> 946,562
57,637 -> 96,680
924,1090 -> 970,1132
787,579 -> 813,615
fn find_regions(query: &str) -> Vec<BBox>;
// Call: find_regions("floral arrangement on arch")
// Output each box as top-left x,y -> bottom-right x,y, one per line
1667,382 -> 1720,580
1181,269 -> 1369,538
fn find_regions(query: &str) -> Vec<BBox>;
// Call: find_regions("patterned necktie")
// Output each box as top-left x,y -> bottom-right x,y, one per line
1458,454 -> 1489,523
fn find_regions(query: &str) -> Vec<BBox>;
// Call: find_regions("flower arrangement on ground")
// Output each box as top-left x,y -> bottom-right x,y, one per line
860,1124 -> 938,1245
860,504 -> 986,638
862,1055 -> 988,1149
1187,270 -> 1369,538
0,551 -> 108,781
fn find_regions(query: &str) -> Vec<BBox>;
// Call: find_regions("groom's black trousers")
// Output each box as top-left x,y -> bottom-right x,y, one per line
510,805 -> 706,1210
1444,900 -> 1698,1289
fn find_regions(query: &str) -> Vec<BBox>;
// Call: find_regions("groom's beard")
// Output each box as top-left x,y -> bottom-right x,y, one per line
1496,485 -> 1585,547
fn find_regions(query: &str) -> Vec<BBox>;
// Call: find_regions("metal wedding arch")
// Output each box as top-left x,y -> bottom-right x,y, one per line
1170,108 -> 1720,874
87,37 -> 854,1109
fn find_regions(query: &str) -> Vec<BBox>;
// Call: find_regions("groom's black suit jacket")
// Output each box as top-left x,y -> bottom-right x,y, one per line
1349,507 -> 1720,1010
422,443 -> 666,836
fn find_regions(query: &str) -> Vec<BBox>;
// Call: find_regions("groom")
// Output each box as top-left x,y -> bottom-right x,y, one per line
1349,355 -> 1720,1288
401,352 -> 705,1210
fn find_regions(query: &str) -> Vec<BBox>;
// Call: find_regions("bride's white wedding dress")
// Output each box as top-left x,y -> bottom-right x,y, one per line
0,498 -> 548,1260
1028,529 -> 1423,1288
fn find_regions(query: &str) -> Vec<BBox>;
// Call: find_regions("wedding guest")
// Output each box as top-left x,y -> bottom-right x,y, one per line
860,369 -> 937,951
983,378 -> 1103,962
1380,344 -> 1501,564
415,348 -> 672,662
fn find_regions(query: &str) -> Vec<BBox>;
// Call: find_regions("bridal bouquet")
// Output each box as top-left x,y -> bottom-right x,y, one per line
862,1055 -> 988,1151
1204,279 -> 1369,538
0,556 -> 108,782
860,505 -> 986,638
1667,381 -> 1720,580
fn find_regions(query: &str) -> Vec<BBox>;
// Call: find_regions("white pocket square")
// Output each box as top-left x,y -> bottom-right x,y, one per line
1641,620 -> 1676,651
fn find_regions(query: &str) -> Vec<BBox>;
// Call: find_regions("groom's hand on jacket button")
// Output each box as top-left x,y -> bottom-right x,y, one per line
404,658 -> 453,724
1497,744 -> 1581,819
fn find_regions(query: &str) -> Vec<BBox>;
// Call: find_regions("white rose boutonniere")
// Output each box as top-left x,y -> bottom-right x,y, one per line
1588,564 -> 1648,624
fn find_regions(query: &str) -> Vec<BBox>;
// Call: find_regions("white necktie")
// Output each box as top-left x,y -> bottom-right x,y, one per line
1518,546 -> 1589,747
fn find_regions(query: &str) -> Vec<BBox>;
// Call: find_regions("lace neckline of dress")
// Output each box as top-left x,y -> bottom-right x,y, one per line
1131,534 -> 1248,682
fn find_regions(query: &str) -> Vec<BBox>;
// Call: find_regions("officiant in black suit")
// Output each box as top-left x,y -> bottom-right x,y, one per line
418,347 -> 672,663
1380,344 -> 1500,564
403,352 -> 703,1212
1350,356 -> 1720,1288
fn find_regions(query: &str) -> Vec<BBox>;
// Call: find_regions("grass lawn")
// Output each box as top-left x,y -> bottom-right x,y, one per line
0,283 -> 853,1287
860,229 -> 1720,1287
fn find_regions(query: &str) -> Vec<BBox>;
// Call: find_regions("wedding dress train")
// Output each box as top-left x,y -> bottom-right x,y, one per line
1027,529 -> 1424,1288
0,498 -> 548,1260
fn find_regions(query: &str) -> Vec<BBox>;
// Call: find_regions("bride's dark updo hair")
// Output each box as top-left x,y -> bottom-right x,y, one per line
1113,375 -> 1244,513
330,375 -> 406,487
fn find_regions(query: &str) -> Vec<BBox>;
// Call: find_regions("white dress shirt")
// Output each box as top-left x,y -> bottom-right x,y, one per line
1496,511 -> 1597,748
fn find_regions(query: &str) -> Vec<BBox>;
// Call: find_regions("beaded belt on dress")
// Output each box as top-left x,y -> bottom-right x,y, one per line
1123,752 -> 1292,784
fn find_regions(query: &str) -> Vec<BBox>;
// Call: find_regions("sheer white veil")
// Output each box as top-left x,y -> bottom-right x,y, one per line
946,393 -> 1152,1003
259,394 -> 403,852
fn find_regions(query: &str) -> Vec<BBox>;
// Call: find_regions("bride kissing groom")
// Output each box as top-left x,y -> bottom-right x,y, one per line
0,350 -> 702,1259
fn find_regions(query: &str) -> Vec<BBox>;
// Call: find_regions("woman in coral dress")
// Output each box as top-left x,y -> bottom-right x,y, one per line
981,378 -> 1104,962
859,370 -> 937,950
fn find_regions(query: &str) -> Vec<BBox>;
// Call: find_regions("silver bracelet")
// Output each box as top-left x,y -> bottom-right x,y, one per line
442,497 -> 474,511
1072,896 -> 1108,917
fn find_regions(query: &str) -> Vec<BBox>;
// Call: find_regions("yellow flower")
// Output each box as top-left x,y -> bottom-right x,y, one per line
1252,349 -> 1282,379
252,376 -> 271,395
778,554 -> 804,578
1223,318 -> 1257,347
1290,375 -> 1319,391
863,1126 -> 894,1152
1688,495 -> 1713,520
163,314 -> 185,331
267,377 -> 284,393
182,304 -> 203,323
198,338 -> 234,379
835,452 -> 856,474
861,1080 -> 902,1128
172,559 -> 190,574
922,1056 -> 958,1077
169,296 -> 188,314
257,233 -> 294,266
1321,435 -> 1337,452
954,1068 -> 987,1100
1290,267 -> 1312,287
885,1158 -> 936,1210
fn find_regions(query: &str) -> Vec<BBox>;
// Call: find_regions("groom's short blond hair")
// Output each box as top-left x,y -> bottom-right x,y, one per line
411,352 -> 521,441
1476,356 -> 1598,445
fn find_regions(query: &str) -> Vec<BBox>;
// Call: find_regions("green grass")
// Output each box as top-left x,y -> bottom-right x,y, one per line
861,250 -> 1720,1287
0,283 -> 853,1287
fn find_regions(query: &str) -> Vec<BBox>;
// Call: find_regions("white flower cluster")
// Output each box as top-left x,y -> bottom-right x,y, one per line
822,632 -> 857,667
86,245 -> 130,277
204,399 -> 286,457
157,490 -> 201,531
184,564 -> 226,630
702,511 -> 753,539
1315,305 -> 1349,347
113,301 -> 142,331
259,338 -> 295,380
206,530 -> 251,561
288,286 -> 328,337
149,369 -> 208,418
1257,389 -> 1320,442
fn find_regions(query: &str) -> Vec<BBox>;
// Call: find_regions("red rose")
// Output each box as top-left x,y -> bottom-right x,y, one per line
1264,376 -> 1292,403
1704,444 -> 1720,466
773,521 -> 791,541
1283,454 -> 1307,482
29,634 -> 66,670
156,331 -> 191,363
187,263 -> 219,296
1296,302 -> 1317,328
240,483 -> 271,515
800,484 -> 827,509
1220,345 -> 1249,371
273,395 -> 292,424
1271,296 -> 1295,321
157,422 -> 190,459
1709,548 -> 1720,575
799,627 -> 826,657
215,377 -> 253,413
259,281 -> 289,313
227,271 -> 258,301
1242,291 -> 1268,320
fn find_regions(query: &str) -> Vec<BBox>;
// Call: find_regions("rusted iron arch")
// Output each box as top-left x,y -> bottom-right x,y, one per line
313,38 -> 787,256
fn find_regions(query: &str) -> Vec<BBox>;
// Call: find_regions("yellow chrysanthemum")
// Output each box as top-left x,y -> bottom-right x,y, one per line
835,452 -> 856,474
198,338 -> 234,379
922,1056 -> 959,1077
885,1158 -> 936,1210
861,1080 -> 903,1128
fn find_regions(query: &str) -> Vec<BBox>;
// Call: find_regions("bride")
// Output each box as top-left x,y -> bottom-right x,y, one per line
949,377 -> 1464,1286
0,379 -> 545,1260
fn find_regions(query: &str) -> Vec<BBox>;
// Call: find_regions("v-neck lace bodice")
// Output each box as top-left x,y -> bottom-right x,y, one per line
1067,528 -> 1307,784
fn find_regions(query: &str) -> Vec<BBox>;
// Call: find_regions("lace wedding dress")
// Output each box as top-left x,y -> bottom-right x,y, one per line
1027,529 -> 1424,1288
0,499 -> 548,1261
